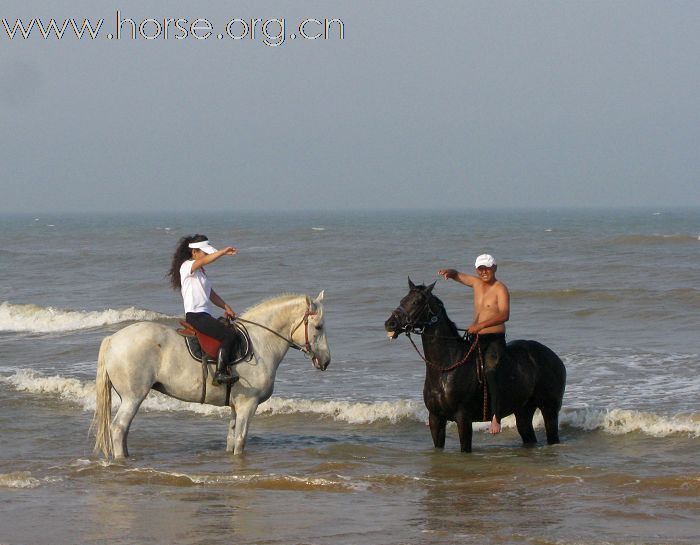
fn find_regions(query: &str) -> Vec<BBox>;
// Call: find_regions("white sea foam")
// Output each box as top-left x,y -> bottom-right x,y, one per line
559,407 -> 700,437
128,468 -> 359,488
0,471 -> 41,489
87,467 -> 367,490
2,370 -> 699,437
1,369 -> 98,409
0,302 -> 173,333
256,397 -> 425,424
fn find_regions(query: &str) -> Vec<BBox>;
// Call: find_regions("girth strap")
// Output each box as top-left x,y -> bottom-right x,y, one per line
200,355 -> 209,404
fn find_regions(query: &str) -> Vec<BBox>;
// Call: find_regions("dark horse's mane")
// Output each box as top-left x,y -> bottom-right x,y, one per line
418,285 -> 463,340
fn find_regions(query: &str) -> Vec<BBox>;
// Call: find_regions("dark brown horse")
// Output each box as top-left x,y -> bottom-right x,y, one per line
384,279 -> 566,452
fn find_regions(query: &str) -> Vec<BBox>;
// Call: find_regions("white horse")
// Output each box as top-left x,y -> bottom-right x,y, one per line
93,292 -> 330,459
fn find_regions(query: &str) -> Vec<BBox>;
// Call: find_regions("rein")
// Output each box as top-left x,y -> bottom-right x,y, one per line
234,304 -> 318,358
406,331 -> 482,374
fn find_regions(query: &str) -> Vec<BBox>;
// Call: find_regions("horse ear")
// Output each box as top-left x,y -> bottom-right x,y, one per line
305,294 -> 312,307
315,290 -> 325,302
408,277 -> 416,289
427,281 -> 437,293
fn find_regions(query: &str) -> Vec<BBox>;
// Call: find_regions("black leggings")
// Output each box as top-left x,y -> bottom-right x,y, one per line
185,312 -> 238,357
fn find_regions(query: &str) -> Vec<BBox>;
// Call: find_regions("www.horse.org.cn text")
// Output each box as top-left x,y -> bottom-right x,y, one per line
1,12 -> 345,46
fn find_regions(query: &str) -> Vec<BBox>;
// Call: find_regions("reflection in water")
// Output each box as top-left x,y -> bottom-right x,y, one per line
85,483 -> 245,545
417,448 -> 567,544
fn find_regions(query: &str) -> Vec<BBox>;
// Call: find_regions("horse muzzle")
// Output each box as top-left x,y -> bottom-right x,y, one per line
311,353 -> 330,371
384,308 -> 408,339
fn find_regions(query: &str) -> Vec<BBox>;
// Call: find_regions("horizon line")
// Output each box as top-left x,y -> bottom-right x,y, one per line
2,204 -> 699,216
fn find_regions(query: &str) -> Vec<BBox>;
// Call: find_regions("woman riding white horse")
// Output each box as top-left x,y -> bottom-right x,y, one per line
92,292 -> 331,459
167,234 -> 239,384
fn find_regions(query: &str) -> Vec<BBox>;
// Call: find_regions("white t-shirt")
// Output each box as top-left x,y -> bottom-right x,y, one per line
180,260 -> 213,314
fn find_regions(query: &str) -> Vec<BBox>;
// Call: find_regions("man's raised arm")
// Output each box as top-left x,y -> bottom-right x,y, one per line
437,268 -> 477,287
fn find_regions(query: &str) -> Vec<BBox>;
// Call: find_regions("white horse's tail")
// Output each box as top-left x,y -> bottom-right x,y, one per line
91,336 -> 114,460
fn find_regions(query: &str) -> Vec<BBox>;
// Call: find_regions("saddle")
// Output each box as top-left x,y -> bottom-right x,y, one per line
177,319 -> 252,366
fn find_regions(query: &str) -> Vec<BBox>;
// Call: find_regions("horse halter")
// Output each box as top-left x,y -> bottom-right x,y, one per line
390,292 -> 440,335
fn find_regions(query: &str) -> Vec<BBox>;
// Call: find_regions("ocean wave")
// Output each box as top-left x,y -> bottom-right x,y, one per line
0,301 -> 173,333
513,287 -> 700,306
256,397 -> 424,424
69,464 -> 363,491
558,407 -> 700,437
1,370 -> 99,410
513,288 -> 621,302
607,233 -> 699,245
2,370 -> 698,438
0,369 -> 423,421
244,245 -> 278,252
0,471 -> 41,489
471,408 -> 700,438
122,468 -> 361,491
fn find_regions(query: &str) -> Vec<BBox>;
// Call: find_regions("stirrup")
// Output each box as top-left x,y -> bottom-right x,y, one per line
214,367 -> 233,384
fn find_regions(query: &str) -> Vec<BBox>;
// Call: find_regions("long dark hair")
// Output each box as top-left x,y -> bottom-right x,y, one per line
168,234 -> 208,290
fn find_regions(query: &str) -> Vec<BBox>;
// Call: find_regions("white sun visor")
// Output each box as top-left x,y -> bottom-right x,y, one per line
188,240 -> 218,254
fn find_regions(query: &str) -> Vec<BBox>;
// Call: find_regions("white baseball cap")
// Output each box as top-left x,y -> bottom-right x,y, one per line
475,254 -> 496,268
188,240 -> 218,254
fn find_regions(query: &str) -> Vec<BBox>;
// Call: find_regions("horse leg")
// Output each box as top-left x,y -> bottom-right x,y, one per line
225,406 -> 237,453
428,412 -> 447,449
111,391 -> 149,459
514,403 -> 538,446
455,411 -> 473,453
541,405 -> 561,445
230,400 -> 258,455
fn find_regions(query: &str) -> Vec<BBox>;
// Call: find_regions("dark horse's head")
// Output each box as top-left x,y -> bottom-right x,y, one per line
384,278 -> 442,339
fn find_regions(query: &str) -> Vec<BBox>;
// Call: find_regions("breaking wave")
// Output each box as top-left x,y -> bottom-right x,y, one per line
558,406 -> 700,437
0,302 -> 173,333
0,471 -> 41,489
1,370 -> 699,438
66,461 -> 366,491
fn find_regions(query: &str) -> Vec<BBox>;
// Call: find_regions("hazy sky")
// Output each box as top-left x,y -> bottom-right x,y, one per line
1,1 -> 698,212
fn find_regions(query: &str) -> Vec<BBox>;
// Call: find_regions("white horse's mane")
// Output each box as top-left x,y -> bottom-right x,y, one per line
241,293 -> 311,319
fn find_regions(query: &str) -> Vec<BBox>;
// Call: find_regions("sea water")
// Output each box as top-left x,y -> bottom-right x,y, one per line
0,209 -> 698,545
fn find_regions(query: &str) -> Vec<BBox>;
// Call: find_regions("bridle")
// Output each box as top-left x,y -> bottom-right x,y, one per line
235,302 -> 320,361
391,290 -> 484,373
389,292 -> 441,335
289,305 -> 319,359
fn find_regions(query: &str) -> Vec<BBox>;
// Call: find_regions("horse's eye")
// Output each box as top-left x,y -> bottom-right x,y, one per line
315,325 -> 323,331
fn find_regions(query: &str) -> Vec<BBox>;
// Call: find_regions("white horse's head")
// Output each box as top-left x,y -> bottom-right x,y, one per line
293,290 -> 330,371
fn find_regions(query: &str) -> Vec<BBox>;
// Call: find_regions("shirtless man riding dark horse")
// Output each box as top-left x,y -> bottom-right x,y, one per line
438,253 -> 509,435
